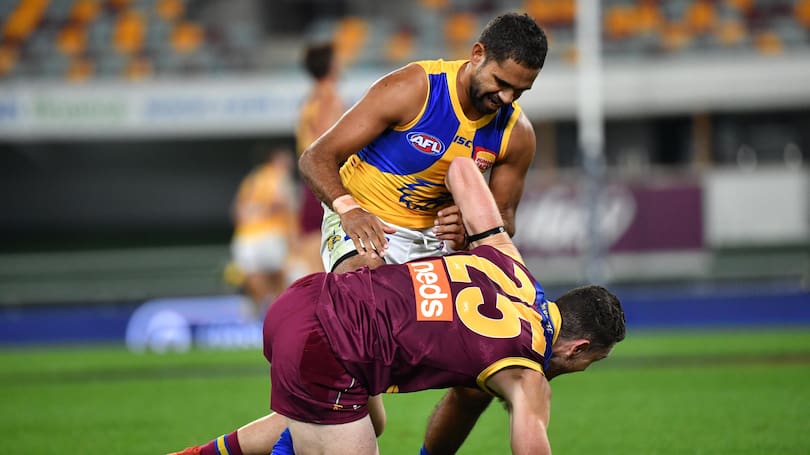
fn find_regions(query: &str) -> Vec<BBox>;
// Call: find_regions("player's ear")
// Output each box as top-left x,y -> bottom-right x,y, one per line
570,339 -> 591,356
471,42 -> 486,63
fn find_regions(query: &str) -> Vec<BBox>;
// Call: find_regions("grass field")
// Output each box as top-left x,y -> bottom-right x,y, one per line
1,327 -> 809,454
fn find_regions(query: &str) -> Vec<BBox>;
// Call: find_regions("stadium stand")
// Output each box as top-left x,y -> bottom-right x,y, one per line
0,245 -> 231,304
0,0 -> 807,306
1,0 -> 808,81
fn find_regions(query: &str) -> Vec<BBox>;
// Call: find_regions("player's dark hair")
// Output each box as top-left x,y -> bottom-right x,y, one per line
554,285 -> 626,349
303,42 -> 335,80
478,12 -> 548,70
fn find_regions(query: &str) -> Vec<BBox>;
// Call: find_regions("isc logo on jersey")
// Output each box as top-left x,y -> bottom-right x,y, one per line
407,259 -> 453,321
407,132 -> 445,156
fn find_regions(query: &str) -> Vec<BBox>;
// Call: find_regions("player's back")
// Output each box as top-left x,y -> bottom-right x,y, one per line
315,246 -> 558,396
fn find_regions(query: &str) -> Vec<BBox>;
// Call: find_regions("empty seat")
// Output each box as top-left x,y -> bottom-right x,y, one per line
113,10 -> 146,54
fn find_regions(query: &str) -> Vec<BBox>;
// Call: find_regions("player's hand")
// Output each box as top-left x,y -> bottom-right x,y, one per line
339,208 -> 396,259
434,205 -> 468,251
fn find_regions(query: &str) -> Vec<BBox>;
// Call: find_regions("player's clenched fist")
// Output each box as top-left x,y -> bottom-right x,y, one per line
434,205 -> 468,251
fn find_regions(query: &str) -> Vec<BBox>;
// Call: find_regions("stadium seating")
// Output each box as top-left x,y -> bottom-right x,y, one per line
1,0 -> 808,81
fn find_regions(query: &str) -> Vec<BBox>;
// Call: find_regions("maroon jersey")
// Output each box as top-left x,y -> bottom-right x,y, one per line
315,245 -> 560,396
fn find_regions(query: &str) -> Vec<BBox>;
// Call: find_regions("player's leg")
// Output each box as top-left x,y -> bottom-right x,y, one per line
165,402 -> 288,455
243,273 -> 274,313
235,412 -> 288,454
233,232 -> 288,316
257,234 -> 289,310
286,231 -> 324,280
232,236 -> 266,315
368,394 -> 386,437
264,270 -> 286,305
422,387 -> 493,455
287,415 -> 378,455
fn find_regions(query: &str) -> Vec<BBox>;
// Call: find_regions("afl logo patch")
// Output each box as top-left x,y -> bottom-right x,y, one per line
407,132 -> 445,155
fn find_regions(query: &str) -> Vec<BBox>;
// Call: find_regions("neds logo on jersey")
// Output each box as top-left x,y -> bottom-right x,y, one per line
407,259 -> 453,321
407,132 -> 445,155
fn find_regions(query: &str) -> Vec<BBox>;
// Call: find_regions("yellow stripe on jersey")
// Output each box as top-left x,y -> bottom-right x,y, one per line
215,435 -> 230,455
476,357 -> 545,397
499,102 -> 521,159
548,301 -> 562,345
392,63 -> 431,132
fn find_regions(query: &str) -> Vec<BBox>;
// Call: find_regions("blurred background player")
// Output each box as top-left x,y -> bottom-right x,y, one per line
287,41 -> 346,279
229,146 -> 297,317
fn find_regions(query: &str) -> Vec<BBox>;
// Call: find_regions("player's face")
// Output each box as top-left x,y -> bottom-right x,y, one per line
468,56 -> 539,115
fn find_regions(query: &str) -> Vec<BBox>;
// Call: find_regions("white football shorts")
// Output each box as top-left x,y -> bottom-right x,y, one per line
320,205 -> 445,272
231,232 -> 289,273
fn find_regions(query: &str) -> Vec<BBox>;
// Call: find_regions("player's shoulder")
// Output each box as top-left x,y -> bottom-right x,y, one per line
500,109 -> 536,160
511,108 -> 535,137
362,63 -> 429,125
409,58 -> 459,74
368,62 -> 427,97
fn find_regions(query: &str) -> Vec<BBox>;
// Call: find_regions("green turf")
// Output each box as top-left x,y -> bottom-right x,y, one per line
1,327 -> 808,454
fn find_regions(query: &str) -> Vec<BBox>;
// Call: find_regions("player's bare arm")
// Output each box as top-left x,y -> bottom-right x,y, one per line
445,157 -> 521,259
488,111 -> 536,236
487,367 -> 552,455
299,63 -> 429,258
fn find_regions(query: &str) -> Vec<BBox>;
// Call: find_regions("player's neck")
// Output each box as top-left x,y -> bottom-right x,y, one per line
455,62 -> 485,121
313,78 -> 337,97
544,361 -> 564,381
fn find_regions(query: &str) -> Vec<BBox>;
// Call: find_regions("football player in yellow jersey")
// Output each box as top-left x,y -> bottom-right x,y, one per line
168,12 -> 549,455
301,12 -> 546,281
288,42 -> 346,279
229,147 -> 297,317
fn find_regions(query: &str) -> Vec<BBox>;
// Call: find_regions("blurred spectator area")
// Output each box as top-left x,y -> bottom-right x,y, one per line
1,0 -> 810,81
0,0 -> 264,81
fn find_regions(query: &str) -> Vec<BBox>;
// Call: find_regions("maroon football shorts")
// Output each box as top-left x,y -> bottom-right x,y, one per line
298,184 -> 323,235
263,274 -> 370,425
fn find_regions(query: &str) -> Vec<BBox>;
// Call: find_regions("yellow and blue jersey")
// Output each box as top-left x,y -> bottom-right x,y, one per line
340,59 -> 523,229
